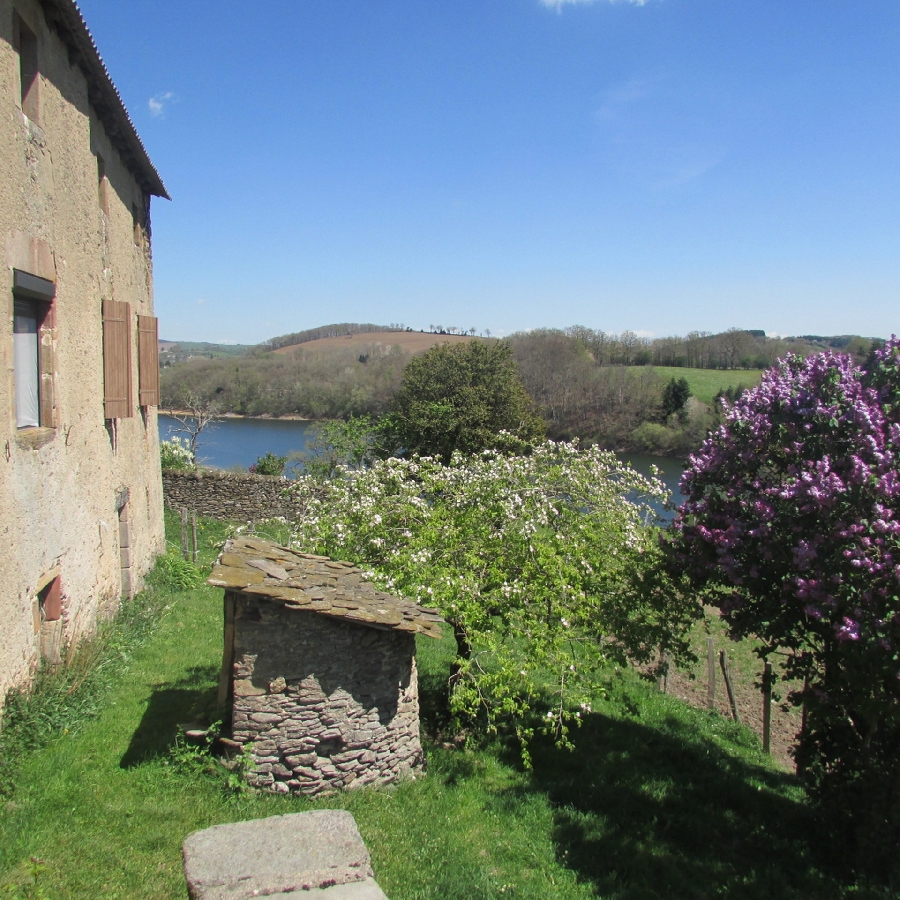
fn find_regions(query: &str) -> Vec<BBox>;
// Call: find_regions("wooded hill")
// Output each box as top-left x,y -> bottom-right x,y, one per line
158,324 -> 883,454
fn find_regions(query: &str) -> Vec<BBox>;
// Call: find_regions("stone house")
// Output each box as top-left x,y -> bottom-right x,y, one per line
1,0 -> 168,700
210,537 -> 444,795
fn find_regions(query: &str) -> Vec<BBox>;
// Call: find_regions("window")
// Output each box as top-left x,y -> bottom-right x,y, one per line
137,315 -> 160,407
102,298 -> 133,418
15,14 -> 39,122
12,269 -> 55,429
14,299 -> 39,427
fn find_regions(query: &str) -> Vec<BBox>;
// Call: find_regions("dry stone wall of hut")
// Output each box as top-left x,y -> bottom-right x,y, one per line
210,537 -> 443,797
231,595 -> 423,795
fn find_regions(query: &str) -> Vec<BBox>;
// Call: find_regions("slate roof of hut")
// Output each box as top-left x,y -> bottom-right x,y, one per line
209,537 -> 444,639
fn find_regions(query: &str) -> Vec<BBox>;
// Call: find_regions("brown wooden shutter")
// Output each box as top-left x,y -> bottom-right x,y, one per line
102,299 -> 133,419
137,315 -> 160,407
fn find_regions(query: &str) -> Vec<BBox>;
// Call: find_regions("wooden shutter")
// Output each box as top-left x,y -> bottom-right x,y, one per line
102,299 -> 133,419
137,315 -> 160,406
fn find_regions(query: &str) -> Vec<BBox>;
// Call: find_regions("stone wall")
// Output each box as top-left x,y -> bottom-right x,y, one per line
0,0 -> 166,702
230,594 -> 424,796
163,469 -> 302,521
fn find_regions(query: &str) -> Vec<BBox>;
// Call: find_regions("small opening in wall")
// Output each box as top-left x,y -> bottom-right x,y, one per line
39,576 -> 62,622
132,203 -> 142,245
97,154 -> 109,215
16,14 -> 40,122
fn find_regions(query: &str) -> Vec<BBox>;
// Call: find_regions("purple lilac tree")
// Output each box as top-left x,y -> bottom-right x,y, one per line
668,339 -> 900,874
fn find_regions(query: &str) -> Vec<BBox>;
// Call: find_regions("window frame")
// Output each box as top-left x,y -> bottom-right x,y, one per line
12,269 -> 56,432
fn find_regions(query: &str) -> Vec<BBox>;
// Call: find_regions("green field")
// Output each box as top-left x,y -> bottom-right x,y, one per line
0,513 -> 889,899
632,366 -> 764,406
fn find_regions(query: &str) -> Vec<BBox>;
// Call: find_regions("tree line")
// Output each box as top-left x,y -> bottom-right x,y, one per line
536,326 -> 878,370
160,323 -> 883,455
161,341 -> 408,419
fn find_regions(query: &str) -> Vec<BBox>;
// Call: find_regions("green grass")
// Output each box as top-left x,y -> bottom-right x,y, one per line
635,366 -> 764,406
0,514 -> 892,899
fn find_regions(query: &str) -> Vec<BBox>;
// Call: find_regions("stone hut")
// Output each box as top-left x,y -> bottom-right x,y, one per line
210,536 -> 443,796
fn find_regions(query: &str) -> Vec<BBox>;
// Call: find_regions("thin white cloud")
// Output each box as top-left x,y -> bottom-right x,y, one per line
540,0 -> 651,10
148,91 -> 175,118
594,78 -> 651,121
651,145 -> 723,189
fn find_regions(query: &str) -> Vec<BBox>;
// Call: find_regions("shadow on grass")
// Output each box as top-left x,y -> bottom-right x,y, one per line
120,666 -> 218,768
517,700 -> 859,900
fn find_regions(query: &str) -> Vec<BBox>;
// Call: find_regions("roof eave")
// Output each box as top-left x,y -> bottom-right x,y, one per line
39,0 -> 170,200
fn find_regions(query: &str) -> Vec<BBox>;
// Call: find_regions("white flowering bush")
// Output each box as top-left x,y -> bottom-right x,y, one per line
159,436 -> 195,471
289,439 -> 698,759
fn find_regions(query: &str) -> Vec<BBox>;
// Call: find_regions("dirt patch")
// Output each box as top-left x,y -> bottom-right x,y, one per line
661,665 -> 801,770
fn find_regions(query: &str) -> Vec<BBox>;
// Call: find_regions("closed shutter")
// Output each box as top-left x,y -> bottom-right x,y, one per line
102,299 -> 133,419
137,315 -> 160,407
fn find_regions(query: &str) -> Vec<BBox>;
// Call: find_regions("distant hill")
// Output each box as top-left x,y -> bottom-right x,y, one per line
272,329 -> 489,358
263,323 -> 401,351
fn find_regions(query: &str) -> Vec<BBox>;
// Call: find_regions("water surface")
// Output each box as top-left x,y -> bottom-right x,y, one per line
158,415 -> 686,520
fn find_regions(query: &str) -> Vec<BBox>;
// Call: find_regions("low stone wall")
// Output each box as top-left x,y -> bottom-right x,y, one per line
162,469 -> 300,521
230,595 -> 424,796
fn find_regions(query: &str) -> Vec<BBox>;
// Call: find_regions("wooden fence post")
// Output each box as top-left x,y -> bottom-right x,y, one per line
657,648 -> 670,693
707,637 -> 716,709
191,511 -> 199,564
762,661 -> 773,754
719,649 -> 741,724
181,508 -> 189,560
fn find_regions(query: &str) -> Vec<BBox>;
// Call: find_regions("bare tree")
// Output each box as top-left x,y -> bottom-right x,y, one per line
163,391 -> 220,460
715,328 -> 752,370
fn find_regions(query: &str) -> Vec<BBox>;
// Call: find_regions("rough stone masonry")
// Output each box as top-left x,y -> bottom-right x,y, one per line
209,537 -> 443,796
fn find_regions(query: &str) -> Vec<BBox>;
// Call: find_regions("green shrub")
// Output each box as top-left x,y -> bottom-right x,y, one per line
249,452 -> 287,476
150,553 -> 204,591
159,436 -> 194,470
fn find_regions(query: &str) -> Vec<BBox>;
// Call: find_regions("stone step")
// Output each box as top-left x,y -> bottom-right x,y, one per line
183,810 -> 388,900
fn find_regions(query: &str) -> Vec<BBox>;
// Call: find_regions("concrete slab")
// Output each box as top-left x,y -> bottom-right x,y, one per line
183,810 -> 387,900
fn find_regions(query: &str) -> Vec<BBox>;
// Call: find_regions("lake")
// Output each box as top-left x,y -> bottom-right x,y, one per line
158,415 -> 686,519
159,415 -> 317,472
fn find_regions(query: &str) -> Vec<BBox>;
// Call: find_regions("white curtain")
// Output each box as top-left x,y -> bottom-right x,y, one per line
14,304 -> 39,428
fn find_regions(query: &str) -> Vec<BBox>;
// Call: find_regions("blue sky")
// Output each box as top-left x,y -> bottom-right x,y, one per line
77,0 -> 899,344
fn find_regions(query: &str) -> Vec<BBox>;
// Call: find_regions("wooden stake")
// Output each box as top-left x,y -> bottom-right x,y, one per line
762,661 -> 773,754
191,511 -> 199,564
181,508 -> 189,560
707,637 -> 716,709
720,649 -> 741,724
657,648 -> 670,693
217,592 -> 236,713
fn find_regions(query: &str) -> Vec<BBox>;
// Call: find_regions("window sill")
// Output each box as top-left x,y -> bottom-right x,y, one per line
16,426 -> 56,450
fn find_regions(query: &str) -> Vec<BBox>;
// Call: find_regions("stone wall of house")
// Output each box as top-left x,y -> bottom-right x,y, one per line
230,594 -> 424,796
162,470 -> 301,521
0,0 -> 165,703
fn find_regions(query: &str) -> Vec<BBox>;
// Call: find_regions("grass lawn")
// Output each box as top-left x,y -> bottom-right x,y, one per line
0,515 -> 890,899
635,366 -> 764,407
